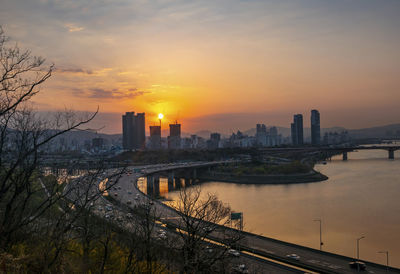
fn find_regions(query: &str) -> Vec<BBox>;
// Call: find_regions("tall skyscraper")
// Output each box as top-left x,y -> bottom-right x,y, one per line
122,112 -> 145,150
269,126 -> 278,146
311,109 -> 321,145
149,125 -> 161,150
168,122 -> 181,149
208,133 -> 221,149
256,124 -> 267,146
291,114 -> 303,145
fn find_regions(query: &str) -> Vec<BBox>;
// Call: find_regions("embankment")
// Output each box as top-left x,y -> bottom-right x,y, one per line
197,170 -> 328,184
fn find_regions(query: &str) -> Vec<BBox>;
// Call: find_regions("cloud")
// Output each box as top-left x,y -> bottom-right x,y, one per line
54,67 -> 93,74
64,23 -> 84,32
72,87 -> 148,99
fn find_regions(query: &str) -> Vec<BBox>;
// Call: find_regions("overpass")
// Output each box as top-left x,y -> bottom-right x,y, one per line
258,145 -> 400,160
142,160 -> 236,195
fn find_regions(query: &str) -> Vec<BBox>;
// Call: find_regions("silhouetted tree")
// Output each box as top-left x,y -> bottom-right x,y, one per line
171,186 -> 238,273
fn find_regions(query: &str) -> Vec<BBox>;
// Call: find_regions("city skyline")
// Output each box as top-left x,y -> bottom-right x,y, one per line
1,1 -> 400,134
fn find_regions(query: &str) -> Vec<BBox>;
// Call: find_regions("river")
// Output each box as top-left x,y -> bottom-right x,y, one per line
139,144 -> 400,268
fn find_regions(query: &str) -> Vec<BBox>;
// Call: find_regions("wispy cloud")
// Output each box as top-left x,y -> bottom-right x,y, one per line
54,67 -> 93,74
64,23 -> 84,32
72,87 -> 149,99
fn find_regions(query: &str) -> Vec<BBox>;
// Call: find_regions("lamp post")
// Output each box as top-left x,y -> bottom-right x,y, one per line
355,236 -> 365,272
356,236 -> 365,260
378,251 -> 389,272
313,219 -> 323,250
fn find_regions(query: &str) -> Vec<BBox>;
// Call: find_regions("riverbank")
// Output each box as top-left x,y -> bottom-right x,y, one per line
197,169 -> 328,184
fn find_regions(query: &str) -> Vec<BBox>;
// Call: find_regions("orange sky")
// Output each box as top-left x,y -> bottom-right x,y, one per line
1,1 -> 400,133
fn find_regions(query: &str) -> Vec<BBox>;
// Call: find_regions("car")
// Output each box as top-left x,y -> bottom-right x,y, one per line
158,232 -> 167,240
127,191 -> 132,194
232,264 -> 249,274
203,226 -> 214,232
286,254 -> 300,260
127,200 -> 132,205
349,261 -> 366,270
228,249 -> 240,257
205,246 -> 213,253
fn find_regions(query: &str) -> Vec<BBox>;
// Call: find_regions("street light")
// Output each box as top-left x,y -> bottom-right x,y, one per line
378,251 -> 389,272
356,236 -> 365,260
313,219 -> 323,250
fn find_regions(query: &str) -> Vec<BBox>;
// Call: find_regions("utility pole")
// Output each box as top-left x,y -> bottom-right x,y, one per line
313,219 -> 323,250
356,236 -> 365,272
378,251 -> 389,272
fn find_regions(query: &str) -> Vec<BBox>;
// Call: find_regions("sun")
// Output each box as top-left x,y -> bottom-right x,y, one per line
158,113 -> 164,120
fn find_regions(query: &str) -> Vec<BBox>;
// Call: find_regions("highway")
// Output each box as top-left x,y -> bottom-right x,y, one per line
110,164 -> 307,273
65,161 -> 400,273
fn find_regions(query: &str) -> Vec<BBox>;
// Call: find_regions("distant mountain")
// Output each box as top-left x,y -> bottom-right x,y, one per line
347,123 -> 400,139
194,130 -> 212,139
60,130 -> 121,142
193,130 -> 230,139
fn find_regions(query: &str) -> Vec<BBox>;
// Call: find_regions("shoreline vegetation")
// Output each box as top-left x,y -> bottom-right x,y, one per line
199,161 -> 328,184
113,149 -> 332,185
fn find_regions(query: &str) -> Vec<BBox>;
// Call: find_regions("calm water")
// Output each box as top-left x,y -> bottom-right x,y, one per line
147,145 -> 400,268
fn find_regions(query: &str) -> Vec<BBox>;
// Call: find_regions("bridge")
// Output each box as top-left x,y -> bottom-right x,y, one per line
140,161 -> 234,197
258,145 -> 400,160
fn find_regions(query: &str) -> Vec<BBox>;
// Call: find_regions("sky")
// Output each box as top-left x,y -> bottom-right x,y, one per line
1,0 -> 400,134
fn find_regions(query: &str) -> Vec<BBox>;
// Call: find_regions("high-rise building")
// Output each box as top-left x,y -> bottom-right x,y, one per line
149,125 -> 161,150
311,109 -> 321,145
135,113 -> 146,149
256,124 -> 267,146
208,133 -> 221,149
122,112 -> 145,150
168,122 -> 181,149
291,114 -> 303,145
269,126 -> 278,146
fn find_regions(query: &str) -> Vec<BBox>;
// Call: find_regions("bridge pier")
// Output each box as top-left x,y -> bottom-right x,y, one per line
342,151 -> 348,161
168,171 -> 174,184
168,179 -> 174,192
146,175 -> 160,196
146,176 -> 154,195
175,178 -> 182,189
153,178 -> 160,197
193,168 -> 197,179
388,149 -> 395,159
